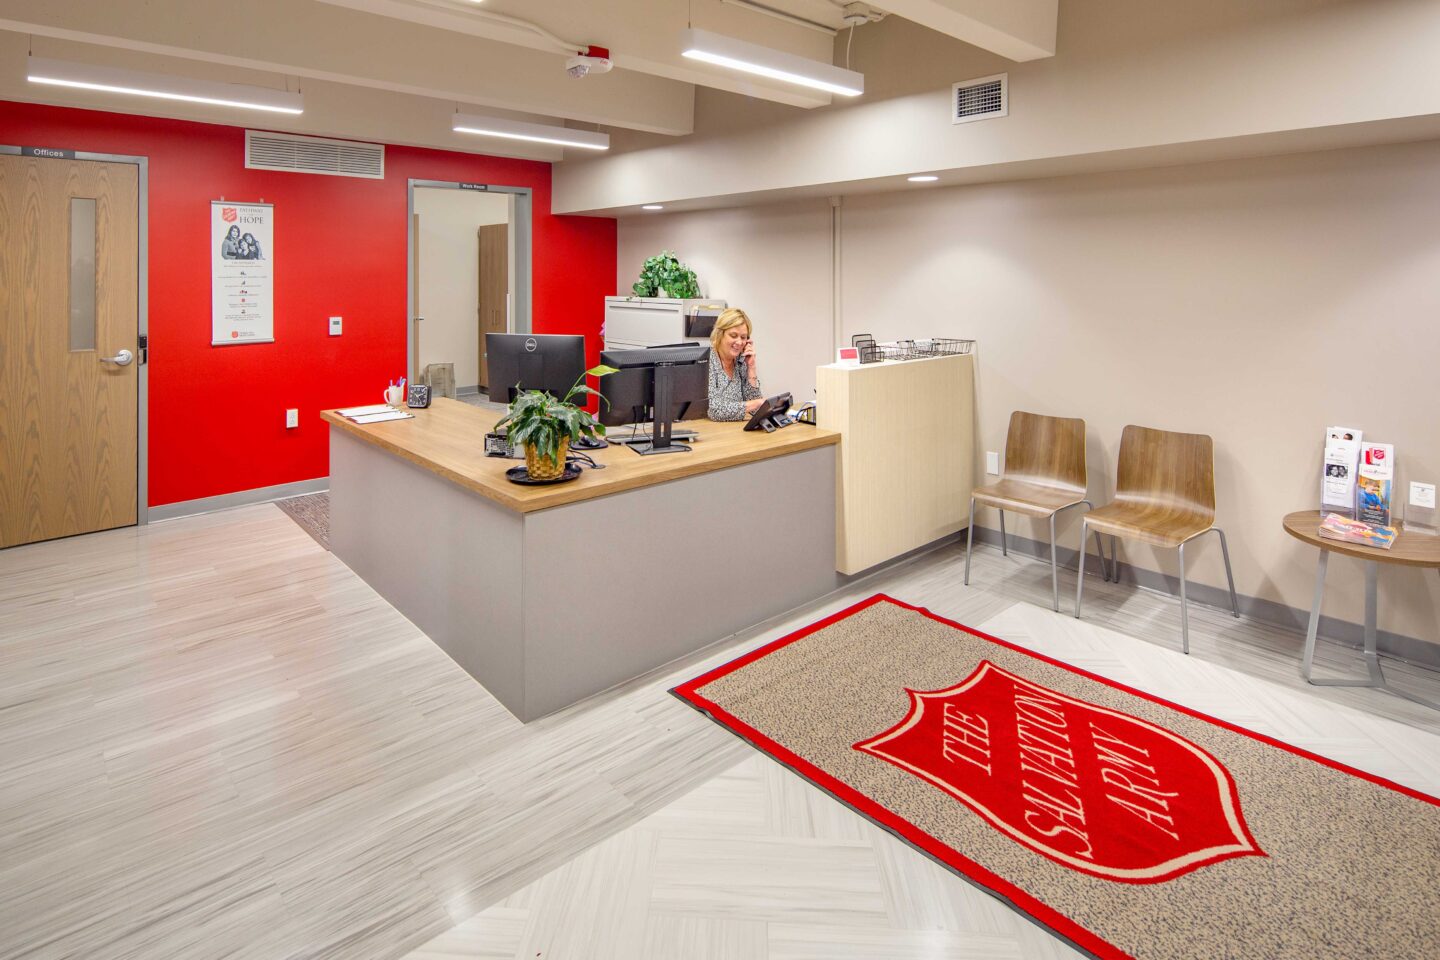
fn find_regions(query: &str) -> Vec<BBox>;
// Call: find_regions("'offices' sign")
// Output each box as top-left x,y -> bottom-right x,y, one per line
21,146 -> 76,159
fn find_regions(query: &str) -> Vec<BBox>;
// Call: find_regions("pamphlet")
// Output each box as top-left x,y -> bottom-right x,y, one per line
1321,426 -> 1362,517
1356,442 -> 1395,526
350,410 -> 413,424
1318,513 -> 1396,550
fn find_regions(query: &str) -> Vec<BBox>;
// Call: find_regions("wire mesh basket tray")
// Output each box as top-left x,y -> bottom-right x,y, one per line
855,337 -> 975,363
914,338 -> 975,356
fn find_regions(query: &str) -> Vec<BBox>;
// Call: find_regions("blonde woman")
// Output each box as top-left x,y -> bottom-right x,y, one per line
707,308 -> 765,420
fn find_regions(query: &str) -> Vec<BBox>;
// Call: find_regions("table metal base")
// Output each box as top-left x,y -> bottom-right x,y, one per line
1299,549 -> 1440,711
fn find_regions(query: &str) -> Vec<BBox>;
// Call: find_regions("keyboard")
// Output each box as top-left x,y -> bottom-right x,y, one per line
606,428 -> 700,445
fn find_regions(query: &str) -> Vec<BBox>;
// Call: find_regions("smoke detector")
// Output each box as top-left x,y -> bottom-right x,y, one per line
566,45 -> 613,79
842,3 -> 882,26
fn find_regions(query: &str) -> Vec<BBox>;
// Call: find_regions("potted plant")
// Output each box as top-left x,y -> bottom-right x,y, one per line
631,250 -> 700,299
494,366 -> 616,480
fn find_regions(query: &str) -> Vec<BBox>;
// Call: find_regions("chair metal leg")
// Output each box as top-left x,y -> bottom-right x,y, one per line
1215,527 -> 1240,618
1074,518 -> 1089,618
1048,513 -> 1059,612
964,496 -> 976,586
999,509 -> 1007,556
1076,500 -> 1109,582
1178,540 -> 1190,655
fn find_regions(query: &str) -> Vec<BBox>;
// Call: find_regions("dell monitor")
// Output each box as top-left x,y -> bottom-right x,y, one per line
486,333 -> 587,405
599,343 -> 710,455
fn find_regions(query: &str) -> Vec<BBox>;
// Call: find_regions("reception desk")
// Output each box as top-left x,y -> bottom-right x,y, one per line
322,400 -> 840,721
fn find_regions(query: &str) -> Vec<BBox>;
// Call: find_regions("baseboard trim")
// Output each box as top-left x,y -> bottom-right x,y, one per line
149,478 -> 330,522
457,384 -> 480,397
969,526 -> 1440,673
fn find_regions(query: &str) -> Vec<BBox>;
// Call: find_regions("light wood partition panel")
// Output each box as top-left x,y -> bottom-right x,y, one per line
817,354 -> 975,575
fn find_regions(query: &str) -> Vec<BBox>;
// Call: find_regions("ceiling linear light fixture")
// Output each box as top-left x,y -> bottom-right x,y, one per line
452,113 -> 609,151
680,28 -> 864,97
26,56 -> 303,115
907,175 -> 939,182
641,204 -> 664,211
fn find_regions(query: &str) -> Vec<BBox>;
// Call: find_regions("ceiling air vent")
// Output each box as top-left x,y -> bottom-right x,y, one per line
245,130 -> 385,179
952,73 -> 1007,125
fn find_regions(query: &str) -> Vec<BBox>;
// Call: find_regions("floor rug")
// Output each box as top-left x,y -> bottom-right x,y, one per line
672,594 -> 1440,960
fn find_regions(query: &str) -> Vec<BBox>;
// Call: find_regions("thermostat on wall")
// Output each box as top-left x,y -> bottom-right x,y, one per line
329,316 -> 342,336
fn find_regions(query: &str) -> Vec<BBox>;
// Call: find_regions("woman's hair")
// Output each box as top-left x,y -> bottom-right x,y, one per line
710,307 -> 752,355
226,226 -> 240,239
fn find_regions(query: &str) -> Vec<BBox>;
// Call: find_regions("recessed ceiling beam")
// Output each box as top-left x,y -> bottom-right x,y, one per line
877,0 -> 1057,61
0,0 -> 695,135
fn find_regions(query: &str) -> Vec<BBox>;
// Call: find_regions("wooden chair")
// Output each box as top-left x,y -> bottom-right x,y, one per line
965,411 -> 1110,612
1075,424 -> 1240,652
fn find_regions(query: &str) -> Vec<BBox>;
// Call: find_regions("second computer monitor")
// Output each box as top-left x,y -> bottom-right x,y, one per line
486,333 -> 587,404
598,344 -> 710,428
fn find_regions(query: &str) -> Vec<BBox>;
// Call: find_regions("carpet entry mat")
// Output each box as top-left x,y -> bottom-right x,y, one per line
672,595 -> 1440,960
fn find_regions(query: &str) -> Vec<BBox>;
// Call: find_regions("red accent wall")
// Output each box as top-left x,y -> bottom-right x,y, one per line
0,101 -> 617,507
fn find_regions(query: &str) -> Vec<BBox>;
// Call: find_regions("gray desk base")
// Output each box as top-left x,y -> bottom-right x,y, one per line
329,428 -> 839,721
1299,548 -> 1440,711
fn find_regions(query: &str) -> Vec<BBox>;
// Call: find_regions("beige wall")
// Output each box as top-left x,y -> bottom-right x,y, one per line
415,188 -> 510,390
618,202 -> 836,402
559,0 -> 1440,213
618,138 -> 1440,642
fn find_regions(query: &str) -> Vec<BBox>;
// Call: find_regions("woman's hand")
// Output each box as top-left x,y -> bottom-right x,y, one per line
744,397 -> 765,415
741,339 -> 758,383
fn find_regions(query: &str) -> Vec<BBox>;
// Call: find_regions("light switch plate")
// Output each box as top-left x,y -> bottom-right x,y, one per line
329,316 -> 342,336
285,408 -> 299,429
986,451 -> 1000,474
1411,481 -> 1436,509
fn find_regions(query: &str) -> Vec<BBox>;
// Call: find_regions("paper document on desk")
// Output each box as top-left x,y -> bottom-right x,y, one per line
350,410 -> 413,424
338,403 -> 395,418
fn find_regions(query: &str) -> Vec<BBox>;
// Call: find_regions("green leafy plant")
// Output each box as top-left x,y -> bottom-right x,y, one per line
631,250 -> 700,299
494,365 -> 617,464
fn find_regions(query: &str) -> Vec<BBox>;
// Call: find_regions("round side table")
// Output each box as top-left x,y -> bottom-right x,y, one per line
1282,510 -> 1440,711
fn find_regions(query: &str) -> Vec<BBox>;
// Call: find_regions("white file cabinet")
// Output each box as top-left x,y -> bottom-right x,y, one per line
603,297 -> 725,352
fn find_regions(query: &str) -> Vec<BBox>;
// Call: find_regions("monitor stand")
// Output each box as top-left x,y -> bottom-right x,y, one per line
633,362 -> 692,456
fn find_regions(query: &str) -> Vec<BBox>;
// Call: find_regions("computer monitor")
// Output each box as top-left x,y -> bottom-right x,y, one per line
485,333 -> 587,404
599,344 -> 710,455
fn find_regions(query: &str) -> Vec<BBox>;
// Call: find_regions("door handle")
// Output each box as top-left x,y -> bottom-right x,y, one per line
99,349 -> 134,366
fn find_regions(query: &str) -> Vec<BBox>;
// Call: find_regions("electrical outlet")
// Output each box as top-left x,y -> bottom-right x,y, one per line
986,451 -> 1000,474
1411,481 -> 1436,509
329,316 -> 342,336
285,408 -> 299,429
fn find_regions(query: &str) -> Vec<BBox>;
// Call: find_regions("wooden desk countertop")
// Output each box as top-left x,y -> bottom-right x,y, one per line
321,399 -> 839,514
1282,509 -> 1440,568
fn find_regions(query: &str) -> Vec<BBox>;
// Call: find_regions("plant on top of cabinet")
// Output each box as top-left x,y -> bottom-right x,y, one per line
631,251 -> 700,299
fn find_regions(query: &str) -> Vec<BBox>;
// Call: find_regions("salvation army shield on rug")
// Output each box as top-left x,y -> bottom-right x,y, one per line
672,595 -> 1440,960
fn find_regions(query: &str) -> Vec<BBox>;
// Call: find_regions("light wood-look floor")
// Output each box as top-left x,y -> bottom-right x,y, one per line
404,604 -> 1440,960
1,504 -> 1437,960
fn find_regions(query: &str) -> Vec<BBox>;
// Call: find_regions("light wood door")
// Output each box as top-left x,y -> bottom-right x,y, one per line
0,155 -> 139,548
477,222 -> 509,391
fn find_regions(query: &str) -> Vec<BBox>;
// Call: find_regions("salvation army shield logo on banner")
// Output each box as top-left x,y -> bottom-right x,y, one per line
854,661 -> 1264,883
222,207 -> 238,222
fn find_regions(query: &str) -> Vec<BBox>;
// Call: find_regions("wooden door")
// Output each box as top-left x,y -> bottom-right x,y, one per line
477,222 -> 509,391
0,155 -> 139,548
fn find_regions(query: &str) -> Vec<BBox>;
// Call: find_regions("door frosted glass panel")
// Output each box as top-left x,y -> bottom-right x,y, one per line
70,197 -> 96,352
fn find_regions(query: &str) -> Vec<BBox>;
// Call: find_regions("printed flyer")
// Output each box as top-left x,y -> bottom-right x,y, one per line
211,201 -> 274,345
1321,426 -> 1362,516
1356,442 -> 1395,527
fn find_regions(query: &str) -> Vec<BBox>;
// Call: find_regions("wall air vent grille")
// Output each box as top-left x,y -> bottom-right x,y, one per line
952,73 -> 1007,124
245,130 -> 385,179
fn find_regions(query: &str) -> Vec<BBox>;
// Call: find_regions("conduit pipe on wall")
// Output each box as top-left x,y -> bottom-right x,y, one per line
463,7 -> 589,56
830,195 -> 843,359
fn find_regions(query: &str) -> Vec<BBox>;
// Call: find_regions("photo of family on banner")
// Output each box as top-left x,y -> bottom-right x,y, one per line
219,224 -> 264,260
